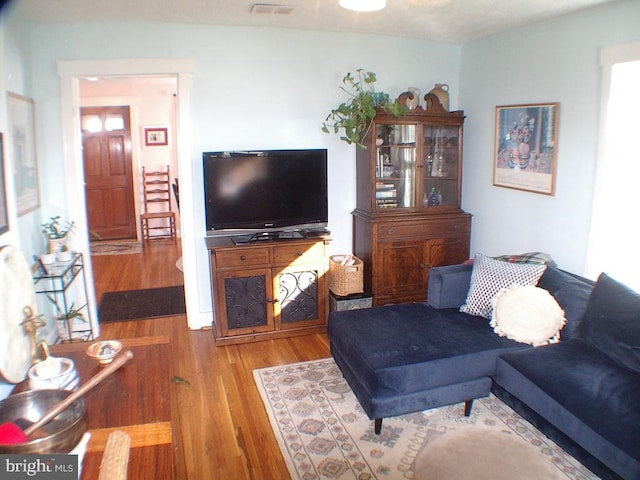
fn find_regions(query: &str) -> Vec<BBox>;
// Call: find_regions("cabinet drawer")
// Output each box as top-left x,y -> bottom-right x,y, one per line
214,248 -> 271,268
378,219 -> 469,240
274,242 -> 325,266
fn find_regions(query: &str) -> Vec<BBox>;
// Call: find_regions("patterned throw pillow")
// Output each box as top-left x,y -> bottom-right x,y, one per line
491,285 -> 566,345
460,253 -> 547,319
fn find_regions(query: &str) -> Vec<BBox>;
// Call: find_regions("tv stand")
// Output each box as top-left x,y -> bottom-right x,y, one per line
205,235 -> 331,345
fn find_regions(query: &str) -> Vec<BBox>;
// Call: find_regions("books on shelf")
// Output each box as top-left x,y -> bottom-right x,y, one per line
376,189 -> 397,199
375,181 -> 398,208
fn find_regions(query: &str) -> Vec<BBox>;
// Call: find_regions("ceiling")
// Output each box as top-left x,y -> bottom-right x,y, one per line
11,0 -> 617,44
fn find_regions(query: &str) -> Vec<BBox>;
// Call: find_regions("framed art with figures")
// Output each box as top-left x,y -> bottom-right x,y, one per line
7,92 -> 40,215
144,127 -> 169,146
493,103 -> 559,195
0,133 -> 9,234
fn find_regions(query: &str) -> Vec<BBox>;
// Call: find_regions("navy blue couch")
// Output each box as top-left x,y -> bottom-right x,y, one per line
327,263 -> 640,480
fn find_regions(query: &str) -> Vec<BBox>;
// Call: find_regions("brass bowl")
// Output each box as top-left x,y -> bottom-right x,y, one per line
0,389 -> 86,454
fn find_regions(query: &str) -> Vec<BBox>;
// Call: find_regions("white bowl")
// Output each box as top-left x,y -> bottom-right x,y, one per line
28,356 -> 79,391
86,340 -> 123,365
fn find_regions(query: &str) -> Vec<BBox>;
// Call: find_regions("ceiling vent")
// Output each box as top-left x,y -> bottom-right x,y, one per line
250,4 -> 295,15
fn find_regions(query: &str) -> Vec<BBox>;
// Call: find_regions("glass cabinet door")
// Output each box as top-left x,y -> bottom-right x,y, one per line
375,123 -> 417,210
422,124 -> 461,208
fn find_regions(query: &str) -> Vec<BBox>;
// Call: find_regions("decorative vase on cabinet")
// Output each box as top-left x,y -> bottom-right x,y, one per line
353,107 -> 471,306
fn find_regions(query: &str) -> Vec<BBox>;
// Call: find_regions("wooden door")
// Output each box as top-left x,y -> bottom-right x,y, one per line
81,106 -> 136,240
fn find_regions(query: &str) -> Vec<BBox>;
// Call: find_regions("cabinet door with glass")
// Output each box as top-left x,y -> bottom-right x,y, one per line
422,121 -> 463,210
360,110 -> 465,215
375,123 -> 418,210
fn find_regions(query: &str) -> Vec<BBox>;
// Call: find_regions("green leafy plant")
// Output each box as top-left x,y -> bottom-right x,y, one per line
41,216 -> 75,239
322,69 -> 407,149
55,304 -> 87,323
45,295 -> 87,325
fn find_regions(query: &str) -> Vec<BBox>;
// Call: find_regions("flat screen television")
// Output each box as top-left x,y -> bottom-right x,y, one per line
203,149 -> 328,239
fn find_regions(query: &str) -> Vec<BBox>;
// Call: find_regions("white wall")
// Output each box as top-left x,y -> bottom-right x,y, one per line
20,21 -> 461,327
460,0 -> 640,275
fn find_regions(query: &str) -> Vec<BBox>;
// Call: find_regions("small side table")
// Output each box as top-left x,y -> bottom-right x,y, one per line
329,291 -> 373,312
32,253 -> 93,342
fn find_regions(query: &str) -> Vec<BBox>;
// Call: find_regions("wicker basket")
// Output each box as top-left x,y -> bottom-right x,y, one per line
328,255 -> 364,296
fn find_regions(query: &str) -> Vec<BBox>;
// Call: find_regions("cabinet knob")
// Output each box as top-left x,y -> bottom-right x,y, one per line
387,228 -> 395,235
240,255 -> 247,261
296,251 -> 303,256
420,263 -> 426,269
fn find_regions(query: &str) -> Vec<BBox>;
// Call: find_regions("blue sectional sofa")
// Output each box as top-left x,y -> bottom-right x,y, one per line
327,262 -> 640,480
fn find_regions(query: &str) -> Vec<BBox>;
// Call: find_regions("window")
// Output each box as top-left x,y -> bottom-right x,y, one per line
586,43 -> 640,291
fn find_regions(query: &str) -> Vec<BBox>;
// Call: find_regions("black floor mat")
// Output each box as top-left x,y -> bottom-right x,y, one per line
98,286 -> 185,322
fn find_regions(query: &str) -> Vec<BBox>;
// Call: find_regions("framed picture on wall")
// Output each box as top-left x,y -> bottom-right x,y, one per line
0,133 -> 9,234
144,127 -> 169,146
493,103 -> 560,195
7,92 -> 40,215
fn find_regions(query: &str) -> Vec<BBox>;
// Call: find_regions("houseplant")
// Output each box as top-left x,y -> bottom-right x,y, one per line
41,216 -> 74,253
322,69 -> 407,149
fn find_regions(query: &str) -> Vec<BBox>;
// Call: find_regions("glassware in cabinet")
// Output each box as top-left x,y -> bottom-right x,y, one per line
422,124 -> 461,209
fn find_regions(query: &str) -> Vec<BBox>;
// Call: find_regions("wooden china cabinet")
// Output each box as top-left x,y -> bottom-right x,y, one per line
353,106 -> 471,306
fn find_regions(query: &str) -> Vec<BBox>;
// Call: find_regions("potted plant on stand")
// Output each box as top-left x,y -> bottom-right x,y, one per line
41,216 -> 74,257
322,69 -> 407,149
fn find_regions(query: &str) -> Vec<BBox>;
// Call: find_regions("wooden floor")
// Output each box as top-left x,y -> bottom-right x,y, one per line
92,240 -> 331,480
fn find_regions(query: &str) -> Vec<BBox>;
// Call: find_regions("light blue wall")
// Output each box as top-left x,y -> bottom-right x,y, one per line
460,0 -> 640,275
21,20 -> 461,322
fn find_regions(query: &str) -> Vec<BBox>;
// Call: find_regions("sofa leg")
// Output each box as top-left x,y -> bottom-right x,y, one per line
464,399 -> 473,416
374,418 -> 382,434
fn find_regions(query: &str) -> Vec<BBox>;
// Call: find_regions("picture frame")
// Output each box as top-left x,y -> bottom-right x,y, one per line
493,103 -> 560,195
0,133 -> 9,235
7,92 -> 40,215
144,127 -> 169,146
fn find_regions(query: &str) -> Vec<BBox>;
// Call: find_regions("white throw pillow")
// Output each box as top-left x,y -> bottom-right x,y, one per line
460,253 -> 547,319
491,285 -> 567,346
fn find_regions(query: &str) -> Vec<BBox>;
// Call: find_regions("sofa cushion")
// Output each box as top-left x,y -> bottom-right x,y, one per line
494,340 -> 640,477
536,266 -> 593,340
460,253 -> 547,319
491,285 -> 566,346
427,263 -> 473,309
328,303 -> 527,399
582,273 -> 640,373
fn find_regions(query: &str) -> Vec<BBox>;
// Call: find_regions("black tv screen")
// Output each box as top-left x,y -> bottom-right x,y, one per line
203,149 -> 328,235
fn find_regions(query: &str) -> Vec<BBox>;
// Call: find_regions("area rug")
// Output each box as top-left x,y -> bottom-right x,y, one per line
253,358 -> 600,480
98,285 -> 185,322
90,240 -> 142,256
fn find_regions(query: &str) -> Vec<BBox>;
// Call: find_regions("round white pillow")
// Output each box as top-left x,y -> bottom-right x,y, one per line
490,285 -> 566,346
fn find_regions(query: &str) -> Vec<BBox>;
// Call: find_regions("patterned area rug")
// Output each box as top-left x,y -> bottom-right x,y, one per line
254,358 -> 600,480
90,240 -> 142,256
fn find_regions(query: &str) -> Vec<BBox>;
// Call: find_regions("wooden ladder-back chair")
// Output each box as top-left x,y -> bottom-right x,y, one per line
140,165 -> 176,241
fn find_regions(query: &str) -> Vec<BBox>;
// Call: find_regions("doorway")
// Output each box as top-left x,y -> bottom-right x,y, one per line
81,105 -> 136,240
58,59 -> 202,334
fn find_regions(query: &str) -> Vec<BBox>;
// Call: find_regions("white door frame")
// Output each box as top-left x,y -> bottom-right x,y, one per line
57,59 -> 201,333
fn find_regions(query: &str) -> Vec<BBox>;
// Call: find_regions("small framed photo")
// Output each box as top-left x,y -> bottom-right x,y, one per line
144,127 -> 169,146
493,103 -> 559,195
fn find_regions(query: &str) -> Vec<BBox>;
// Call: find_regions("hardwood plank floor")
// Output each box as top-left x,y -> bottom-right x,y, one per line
91,239 -> 331,479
